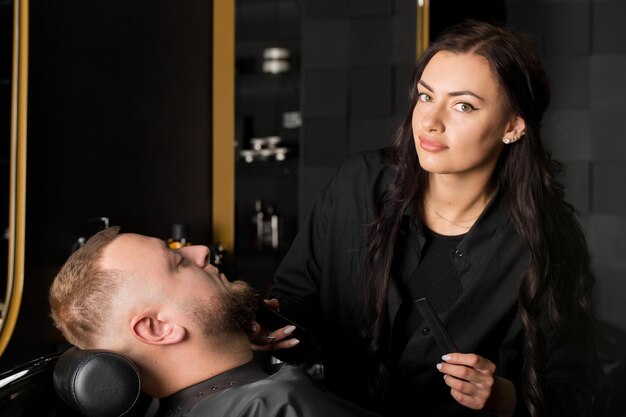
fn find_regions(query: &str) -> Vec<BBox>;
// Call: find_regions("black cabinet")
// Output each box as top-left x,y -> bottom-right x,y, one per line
233,0 -> 301,295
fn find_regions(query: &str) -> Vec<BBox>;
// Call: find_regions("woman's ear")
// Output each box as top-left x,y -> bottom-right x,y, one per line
131,313 -> 186,345
503,115 -> 526,144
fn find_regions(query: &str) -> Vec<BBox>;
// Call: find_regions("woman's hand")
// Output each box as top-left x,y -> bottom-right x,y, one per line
248,298 -> 300,352
437,353 -> 516,417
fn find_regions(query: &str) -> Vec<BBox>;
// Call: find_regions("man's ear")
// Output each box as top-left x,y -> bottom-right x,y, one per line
131,313 -> 186,346
503,115 -> 526,143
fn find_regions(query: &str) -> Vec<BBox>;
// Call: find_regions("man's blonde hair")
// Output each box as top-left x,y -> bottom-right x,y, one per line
49,226 -> 121,348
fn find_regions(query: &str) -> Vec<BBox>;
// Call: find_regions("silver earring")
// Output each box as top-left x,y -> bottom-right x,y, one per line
503,138 -> 511,144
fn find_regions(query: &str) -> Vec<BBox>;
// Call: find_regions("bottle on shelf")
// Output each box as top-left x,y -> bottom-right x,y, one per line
263,205 -> 280,249
252,200 -> 281,251
253,199 -> 265,250
168,221 -> 191,249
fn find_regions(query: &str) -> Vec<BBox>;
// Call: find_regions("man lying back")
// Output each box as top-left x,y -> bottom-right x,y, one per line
49,227 -> 379,417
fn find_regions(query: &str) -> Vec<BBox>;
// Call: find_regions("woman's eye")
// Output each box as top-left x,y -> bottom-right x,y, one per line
418,92 -> 432,102
453,102 -> 476,113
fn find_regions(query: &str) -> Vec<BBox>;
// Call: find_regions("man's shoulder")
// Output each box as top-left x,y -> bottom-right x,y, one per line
263,365 -> 380,416
258,363 -> 322,392
186,365 -> 380,417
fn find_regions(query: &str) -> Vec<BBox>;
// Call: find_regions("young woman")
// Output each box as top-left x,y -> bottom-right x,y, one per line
252,20 -> 601,417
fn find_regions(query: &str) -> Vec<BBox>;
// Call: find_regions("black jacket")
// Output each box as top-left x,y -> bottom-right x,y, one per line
269,149 -> 598,416
157,361 -> 379,417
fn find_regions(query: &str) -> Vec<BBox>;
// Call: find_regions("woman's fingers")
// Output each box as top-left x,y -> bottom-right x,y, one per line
263,298 -> 280,311
250,323 -> 300,351
441,353 -> 496,373
437,353 -> 496,410
249,298 -> 301,351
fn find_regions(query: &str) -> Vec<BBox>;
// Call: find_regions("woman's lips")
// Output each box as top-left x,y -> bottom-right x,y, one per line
418,136 -> 448,152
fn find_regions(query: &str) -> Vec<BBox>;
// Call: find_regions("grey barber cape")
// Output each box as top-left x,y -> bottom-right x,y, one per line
156,360 -> 380,417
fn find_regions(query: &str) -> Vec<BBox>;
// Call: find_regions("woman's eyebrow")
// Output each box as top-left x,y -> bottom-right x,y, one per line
418,79 -> 485,102
418,80 -> 434,91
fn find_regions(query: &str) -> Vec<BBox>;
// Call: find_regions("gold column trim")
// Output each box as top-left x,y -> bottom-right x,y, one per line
212,0 -> 235,254
1,0 -> 29,357
416,0 -> 430,58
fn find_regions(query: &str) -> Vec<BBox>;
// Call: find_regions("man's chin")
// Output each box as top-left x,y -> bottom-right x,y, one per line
225,281 -> 259,330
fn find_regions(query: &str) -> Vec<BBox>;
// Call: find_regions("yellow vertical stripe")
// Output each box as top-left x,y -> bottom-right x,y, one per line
416,0 -> 430,58
0,0 -> 28,357
212,1 -> 235,254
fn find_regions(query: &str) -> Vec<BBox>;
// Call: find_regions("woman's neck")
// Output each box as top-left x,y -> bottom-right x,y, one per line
421,173 -> 496,235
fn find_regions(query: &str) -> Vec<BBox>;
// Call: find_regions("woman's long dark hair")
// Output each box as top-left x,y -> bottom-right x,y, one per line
363,20 -> 596,416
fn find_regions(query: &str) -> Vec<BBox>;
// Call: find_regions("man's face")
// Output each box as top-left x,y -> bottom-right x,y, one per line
100,233 -> 257,340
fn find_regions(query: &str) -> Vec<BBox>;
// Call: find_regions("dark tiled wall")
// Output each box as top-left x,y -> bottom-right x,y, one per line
508,0 -> 626,331
300,0 -> 414,220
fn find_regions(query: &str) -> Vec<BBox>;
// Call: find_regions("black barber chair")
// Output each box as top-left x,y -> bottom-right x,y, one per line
53,347 -> 156,417
0,351 -> 72,416
0,347 -> 156,417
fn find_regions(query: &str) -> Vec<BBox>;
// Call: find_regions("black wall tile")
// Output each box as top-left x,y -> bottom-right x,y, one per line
350,18 -> 393,67
302,117 -> 348,167
393,14 -> 417,65
302,20 -> 350,68
590,55 -> 626,108
303,0 -> 349,19
302,69 -> 348,117
592,0 -> 626,54
349,116 -> 396,153
237,0 -> 300,40
590,106 -> 626,160
592,263 -> 626,331
394,0 -> 416,15
543,3 -> 590,56
589,214 -> 626,269
349,0 -> 392,17
350,68 -> 392,117
544,57 -> 589,109
592,162 -> 626,215
542,109 -> 591,160
506,5 -> 546,55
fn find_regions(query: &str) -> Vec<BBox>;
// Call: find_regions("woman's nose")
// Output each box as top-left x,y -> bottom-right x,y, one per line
179,245 -> 210,268
420,104 -> 445,132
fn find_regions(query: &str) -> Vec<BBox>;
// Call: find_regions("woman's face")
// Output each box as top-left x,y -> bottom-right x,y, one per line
412,51 -> 522,179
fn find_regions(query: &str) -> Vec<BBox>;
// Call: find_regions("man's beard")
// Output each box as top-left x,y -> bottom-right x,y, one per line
192,280 -> 259,337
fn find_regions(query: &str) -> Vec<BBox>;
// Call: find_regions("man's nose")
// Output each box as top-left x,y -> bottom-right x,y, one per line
179,245 -> 210,268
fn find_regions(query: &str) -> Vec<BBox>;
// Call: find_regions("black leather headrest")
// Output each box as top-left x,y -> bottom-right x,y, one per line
53,347 -> 142,417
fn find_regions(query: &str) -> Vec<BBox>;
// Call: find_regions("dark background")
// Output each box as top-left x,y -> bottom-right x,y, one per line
1,0 -> 625,381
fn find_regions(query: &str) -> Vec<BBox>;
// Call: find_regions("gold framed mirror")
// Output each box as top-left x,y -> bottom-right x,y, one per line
417,0 -> 430,57
1,0 -> 28,357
